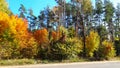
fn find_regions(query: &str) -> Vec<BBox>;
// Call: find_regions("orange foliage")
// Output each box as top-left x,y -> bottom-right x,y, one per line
102,40 -> 115,56
0,11 -> 29,37
0,20 -> 9,34
9,15 -> 28,36
0,12 -> 37,58
51,31 -> 61,41
34,28 -> 49,45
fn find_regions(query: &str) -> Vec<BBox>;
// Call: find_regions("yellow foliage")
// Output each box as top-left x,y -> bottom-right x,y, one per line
0,11 -> 9,34
101,40 -> 116,59
9,15 -> 28,36
0,11 -> 37,58
85,30 -> 100,57
81,0 -> 93,14
0,11 -> 28,37
0,0 -> 11,14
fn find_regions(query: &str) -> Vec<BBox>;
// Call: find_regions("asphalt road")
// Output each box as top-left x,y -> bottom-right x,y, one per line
1,61 -> 120,68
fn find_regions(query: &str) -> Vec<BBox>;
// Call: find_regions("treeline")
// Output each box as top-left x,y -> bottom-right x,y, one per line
0,0 -> 120,60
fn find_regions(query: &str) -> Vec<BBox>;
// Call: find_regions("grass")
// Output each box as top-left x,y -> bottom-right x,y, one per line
0,59 -> 37,66
0,58 -> 88,66
108,56 -> 120,61
0,57 -> 120,66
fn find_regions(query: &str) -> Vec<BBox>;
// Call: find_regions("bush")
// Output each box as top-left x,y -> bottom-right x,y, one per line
98,40 -> 116,60
66,38 -> 83,58
49,38 -> 82,60
114,38 -> 120,56
0,39 -> 20,59
19,37 -> 38,59
85,30 -> 100,57
59,26 -> 68,37
0,41 -> 13,59
68,27 -> 75,38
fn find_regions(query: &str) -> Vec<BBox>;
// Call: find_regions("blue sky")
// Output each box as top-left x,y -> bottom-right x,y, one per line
6,0 -> 119,16
6,0 -> 58,16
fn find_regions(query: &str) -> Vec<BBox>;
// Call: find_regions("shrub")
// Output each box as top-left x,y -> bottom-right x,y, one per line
65,38 -> 83,58
0,41 -> 12,59
114,38 -> 120,56
85,30 -> 100,57
49,38 -> 82,60
59,26 -> 68,36
98,40 -> 116,60
19,37 -> 38,59
68,27 -> 75,38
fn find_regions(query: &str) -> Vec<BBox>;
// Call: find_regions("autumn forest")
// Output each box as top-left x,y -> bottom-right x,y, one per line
0,0 -> 120,61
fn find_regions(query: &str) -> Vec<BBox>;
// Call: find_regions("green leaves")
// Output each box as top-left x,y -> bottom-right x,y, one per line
95,0 -> 103,15
104,0 -> 114,22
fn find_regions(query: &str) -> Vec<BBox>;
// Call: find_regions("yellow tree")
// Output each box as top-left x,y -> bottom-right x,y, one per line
0,0 -> 12,14
0,11 -> 9,35
85,30 -> 100,57
9,15 -> 37,58
0,12 -> 37,59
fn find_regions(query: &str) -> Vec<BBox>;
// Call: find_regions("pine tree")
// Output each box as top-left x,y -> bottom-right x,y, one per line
115,3 -> 120,38
95,0 -> 103,25
104,0 -> 114,41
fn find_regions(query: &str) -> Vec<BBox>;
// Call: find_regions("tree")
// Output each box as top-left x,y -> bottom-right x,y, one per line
55,0 -> 66,27
18,4 -> 27,18
0,0 -> 12,14
0,12 -> 37,59
82,0 -> 93,36
9,15 -> 37,58
18,4 -> 39,31
104,0 -> 114,41
116,3 -> 120,22
38,7 -> 55,40
115,3 -> 120,39
82,0 -> 93,15
85,30 -> 100,57
38,10 -> 46,28
0,11 -> 9,35
33,28 -> 49,46
70,0 -> 80,36
95,0 -> 103,25
71,0 -> 93,57
27,9 -> 38,31
96,25 -> 108,43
